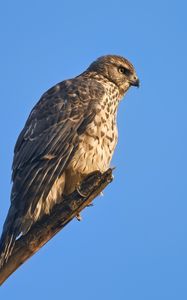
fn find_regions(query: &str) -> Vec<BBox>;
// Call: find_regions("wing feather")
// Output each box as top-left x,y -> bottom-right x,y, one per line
0,74 -> 105,266
11,77 -> 104,227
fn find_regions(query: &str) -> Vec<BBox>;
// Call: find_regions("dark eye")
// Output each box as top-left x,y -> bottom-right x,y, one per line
118,66 -> 131,76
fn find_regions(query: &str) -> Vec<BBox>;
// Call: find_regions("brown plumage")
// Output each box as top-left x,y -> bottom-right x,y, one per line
0,55 -> 139,266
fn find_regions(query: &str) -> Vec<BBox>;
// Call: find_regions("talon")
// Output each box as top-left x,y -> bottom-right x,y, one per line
87,203 -> 94,207
76,213 -> 82,221
76,186 -> 88,198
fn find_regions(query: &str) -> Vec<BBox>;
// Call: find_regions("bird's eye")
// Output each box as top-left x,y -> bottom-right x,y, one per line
118,66 -> 131,76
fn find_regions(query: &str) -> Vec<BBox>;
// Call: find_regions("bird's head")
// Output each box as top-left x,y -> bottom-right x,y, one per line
87,55 -> 139,97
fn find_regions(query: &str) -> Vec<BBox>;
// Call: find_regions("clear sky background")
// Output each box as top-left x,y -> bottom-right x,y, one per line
0,1 -> 186,299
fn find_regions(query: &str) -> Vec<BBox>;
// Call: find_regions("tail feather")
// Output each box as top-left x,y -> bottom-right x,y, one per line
0,205 -> 19,268
0,232 -> 16,268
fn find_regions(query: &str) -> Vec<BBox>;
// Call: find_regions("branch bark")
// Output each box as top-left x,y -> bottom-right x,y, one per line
0,169 -> 113,285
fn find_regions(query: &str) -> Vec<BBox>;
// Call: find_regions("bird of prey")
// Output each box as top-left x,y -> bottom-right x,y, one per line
0,55 -> 139,266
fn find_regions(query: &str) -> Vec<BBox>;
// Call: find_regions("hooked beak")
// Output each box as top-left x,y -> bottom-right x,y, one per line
130,77 -> 140,88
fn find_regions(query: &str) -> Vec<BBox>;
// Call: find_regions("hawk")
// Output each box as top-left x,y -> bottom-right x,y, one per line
0,55 -> 139,266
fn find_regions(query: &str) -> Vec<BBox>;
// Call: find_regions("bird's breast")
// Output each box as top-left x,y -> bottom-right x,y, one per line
68,91 -> 119,175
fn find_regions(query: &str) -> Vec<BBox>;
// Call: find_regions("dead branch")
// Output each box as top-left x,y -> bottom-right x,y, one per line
0,169 -> 113,285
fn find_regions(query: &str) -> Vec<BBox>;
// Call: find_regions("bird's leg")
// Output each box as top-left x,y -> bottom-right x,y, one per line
76,170 -> 102,197
75,183 -> 88,221
75,170 -> 103,217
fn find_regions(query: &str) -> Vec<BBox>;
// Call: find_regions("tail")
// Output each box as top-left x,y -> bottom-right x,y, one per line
0,205 -> 19,268
0,232 -> 16,268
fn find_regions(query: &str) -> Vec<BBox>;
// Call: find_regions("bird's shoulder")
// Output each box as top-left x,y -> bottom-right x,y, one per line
13,75 -> 106,172
26,75 -> 105,123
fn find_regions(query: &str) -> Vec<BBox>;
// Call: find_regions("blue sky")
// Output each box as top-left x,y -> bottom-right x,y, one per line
0,0 -> 187,299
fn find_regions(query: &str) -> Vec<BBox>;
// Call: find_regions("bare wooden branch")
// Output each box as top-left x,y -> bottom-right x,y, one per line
0,169 -> 113,285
